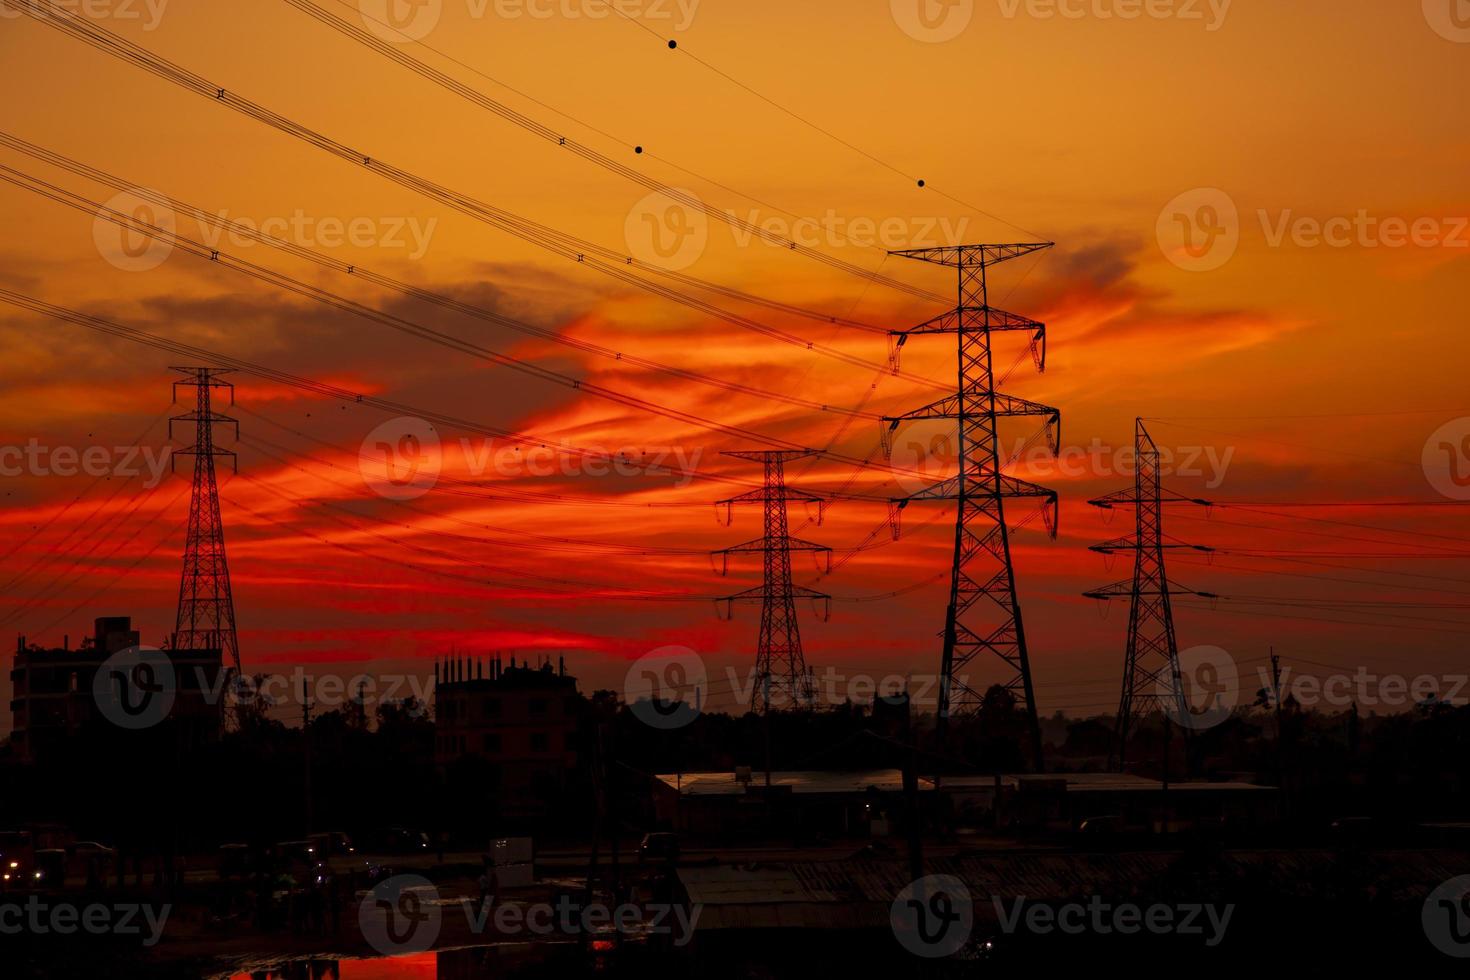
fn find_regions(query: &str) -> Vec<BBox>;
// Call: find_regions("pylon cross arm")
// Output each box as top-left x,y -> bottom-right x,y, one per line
888,242 -> 1053,267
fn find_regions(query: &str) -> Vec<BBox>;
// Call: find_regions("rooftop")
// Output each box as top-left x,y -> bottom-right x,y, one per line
658,770 -> 1274,797
655,769 -> 933,796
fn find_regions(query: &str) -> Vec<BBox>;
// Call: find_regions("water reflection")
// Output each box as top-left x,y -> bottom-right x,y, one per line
232,944 -> 566,979
233,951 -> 432,979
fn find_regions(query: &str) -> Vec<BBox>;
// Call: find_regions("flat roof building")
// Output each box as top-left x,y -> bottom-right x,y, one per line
434,655 -> 584,816
9,616 -> 224,764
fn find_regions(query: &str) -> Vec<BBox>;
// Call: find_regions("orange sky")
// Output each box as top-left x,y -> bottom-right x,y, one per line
2,0 -> 1469,729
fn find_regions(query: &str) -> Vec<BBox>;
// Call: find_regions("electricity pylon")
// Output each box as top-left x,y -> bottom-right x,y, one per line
170,367 -> 241,672
714,450 -> 831,713
882,244 -> 1060,768
1084,419 -> 1214,770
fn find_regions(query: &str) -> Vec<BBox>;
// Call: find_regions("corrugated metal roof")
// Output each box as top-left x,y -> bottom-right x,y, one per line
655,769 -> 928,796
663,770 -> 1271,797
939,772 -> 1273,793
679,850 -> 1467,931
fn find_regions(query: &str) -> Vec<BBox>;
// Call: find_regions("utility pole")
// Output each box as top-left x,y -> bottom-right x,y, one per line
762,674 -> 773,789
1270,647 -> 1284,735
903,688 -> 924,883
714,450 -> 831,713
607,717 -> 620,904
302,676 -> 314,837
1271,648 -> 1290,813
882,244 -> 1060,771
1085,419 -> 1215,772
169,367 -> 242,673
586,719 -> 604,900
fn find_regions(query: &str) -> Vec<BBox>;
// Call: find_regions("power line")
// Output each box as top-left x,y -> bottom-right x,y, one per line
0,413 -> 168,562
0,286 -> 913,501
607,5 -> 1046,240
284,0 -> 945,302
9,1 -> 964,398
1175,600 -> 1470,638
0,130 -> 893,420
4,162 -> 877,459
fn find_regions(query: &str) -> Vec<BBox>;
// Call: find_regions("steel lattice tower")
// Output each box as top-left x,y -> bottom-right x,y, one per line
170,367 -> 241,672
881,244 -> 1060,768
714,450 -> 831,713
1084,419 -> 1214,770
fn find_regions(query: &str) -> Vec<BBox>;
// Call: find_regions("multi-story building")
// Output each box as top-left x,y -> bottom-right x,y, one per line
434,655 -> 583,810
8,616 -> 224,763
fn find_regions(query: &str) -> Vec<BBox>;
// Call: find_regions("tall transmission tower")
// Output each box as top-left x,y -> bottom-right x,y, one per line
714,450 -> 831,713
882,244 -> 1060,768
1084,419 -> 1214,770
170,367 -> 241,673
